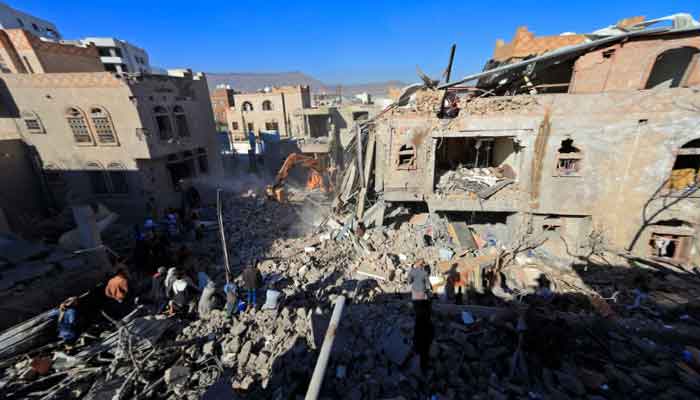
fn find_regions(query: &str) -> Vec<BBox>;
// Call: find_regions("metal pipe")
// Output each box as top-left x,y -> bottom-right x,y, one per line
305,296 -> 346,400
217,189 -> 232,282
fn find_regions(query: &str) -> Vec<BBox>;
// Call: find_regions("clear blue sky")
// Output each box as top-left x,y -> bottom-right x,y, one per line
17,0 -> 700,84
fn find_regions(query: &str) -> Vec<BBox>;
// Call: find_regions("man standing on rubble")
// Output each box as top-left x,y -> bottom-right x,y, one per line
243,260 -> 263,310
408,259 -> 434,372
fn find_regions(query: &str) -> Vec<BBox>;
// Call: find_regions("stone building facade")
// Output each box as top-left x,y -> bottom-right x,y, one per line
2,70 -> 224,219
225,85 -> 311,142
376,24 -> 700,264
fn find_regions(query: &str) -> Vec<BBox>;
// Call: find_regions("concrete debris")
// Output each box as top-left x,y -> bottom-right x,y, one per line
435,166 -> 513,195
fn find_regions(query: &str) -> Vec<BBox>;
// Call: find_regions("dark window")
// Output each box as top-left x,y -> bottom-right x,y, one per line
353,111 -> 369,121
262,100 -> 272,111
154,106 -> 172,140
397,144 -> 416,170
669,139 -> 700,192
232,121 -> 239,130
173,105 -> 189,137
16,18 -> 24,27
242,101 -> 253,111
86,164 -> 109,194
265,121 -> 279,131
107,170 -> 129,194
198,153 -> 209,174
645,47 -> 700,89
31,23 -> 39,31
66,108 -> 92,144
90,107 -> 117,144
555,139 -> 582,177
98,48 -> 111,57
45,170 -> 63,185
104,64 -> 118,72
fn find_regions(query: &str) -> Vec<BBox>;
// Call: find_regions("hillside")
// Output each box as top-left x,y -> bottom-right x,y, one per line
206,71 -> 406,97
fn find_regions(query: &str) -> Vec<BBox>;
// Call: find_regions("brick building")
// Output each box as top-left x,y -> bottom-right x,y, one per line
0,28 -> 103,74
210,84 -> 235,132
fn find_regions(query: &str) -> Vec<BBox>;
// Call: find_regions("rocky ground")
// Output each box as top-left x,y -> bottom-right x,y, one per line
3,186 -> 700,399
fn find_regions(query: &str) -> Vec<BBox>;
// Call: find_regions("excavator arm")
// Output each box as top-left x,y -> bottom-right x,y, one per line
273,153 -> 324,189
267,153 -> 330,202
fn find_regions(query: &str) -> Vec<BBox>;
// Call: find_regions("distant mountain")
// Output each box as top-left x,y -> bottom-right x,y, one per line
205,71 -> 406,97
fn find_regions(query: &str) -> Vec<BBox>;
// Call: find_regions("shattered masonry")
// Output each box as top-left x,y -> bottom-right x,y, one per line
3,12 -> 700,400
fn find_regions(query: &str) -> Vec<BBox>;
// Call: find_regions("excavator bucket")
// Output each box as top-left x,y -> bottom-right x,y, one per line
306,170 -> 325,192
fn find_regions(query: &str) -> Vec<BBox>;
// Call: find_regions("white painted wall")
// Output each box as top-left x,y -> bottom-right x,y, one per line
82,37 -> 151,74
0,1 -> 60,39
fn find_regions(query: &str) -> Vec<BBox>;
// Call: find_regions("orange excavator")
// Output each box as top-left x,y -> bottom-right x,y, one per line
266,153 -> 332,202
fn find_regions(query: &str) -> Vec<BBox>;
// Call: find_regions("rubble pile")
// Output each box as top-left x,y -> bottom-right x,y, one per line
4,187 -> 700,399
435,166 -> 512,195
461,95 -> 539,115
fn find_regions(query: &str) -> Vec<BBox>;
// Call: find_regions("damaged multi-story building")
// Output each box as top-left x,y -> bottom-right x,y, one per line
373,14 -> 700,265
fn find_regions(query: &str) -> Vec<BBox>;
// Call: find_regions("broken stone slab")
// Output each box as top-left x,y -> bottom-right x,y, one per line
379,326 -> 411,365
164,365 -> 190,386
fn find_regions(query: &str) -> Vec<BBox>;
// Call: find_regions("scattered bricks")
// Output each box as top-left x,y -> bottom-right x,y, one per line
202,341 -> 215,356
164,365 -> 190,387
578,368 -> 607,391
554,370 -> 586,396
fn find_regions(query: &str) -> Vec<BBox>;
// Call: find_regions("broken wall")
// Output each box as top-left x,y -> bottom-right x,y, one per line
571,33 -> 700,93
379,87 -> 700,262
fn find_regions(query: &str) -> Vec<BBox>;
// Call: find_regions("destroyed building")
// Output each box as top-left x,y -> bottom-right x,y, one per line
375,14 -> 700,265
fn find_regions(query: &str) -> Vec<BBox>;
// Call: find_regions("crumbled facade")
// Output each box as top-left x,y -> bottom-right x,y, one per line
377,24 -> 700,264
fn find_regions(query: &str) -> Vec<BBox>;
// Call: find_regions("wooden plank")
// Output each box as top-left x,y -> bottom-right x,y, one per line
355,125 -> 364,188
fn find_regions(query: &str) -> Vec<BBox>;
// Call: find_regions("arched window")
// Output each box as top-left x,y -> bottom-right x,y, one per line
85,162 -> 108,194
668,139 -> 700,191
242,101 -> 253,111
153,106 -> 172,140
21,111 -> 44,134
173,105 -> 190,137
645,47 -> 700,89
262,100 -> 272,111
66,107 -> 93,144
107,162 -> 129,194
90,106 -> 117,144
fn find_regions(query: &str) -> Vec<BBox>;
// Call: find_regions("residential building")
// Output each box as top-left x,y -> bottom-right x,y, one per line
210,84 -> 235,132
0,29 -> 103,73
0,89 -> 47,235
373,15 -> 700,264
0,1 -> 60,39
2,63 -> 223,218
81,37 -> 151,74
225,85 -> 311,144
